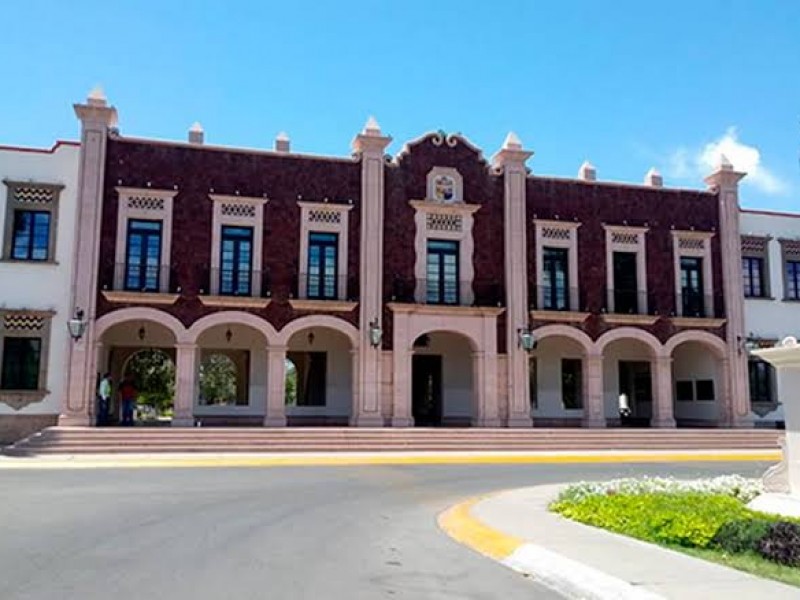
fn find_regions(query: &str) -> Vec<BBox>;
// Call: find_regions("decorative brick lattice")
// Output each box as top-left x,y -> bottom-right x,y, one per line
741,236 -> 768,254
426,213 -> 462,232
3,314 -> 45,332
541,227 -> 571,241
678,237 -> 705,250
127,196 -> 165,211
611,232 -> 639,245
13,186 -> 54,204
782,240 -> 800,259
308,209 -> 342,225
221,203 -> 256,218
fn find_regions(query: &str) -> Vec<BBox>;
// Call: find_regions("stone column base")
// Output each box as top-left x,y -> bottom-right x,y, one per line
263,416 -> 287,427
390,416 -> 414,427
171,417 -> 195,427
506,416 -> 533,428
58,414 -> 92,427
472,417 -> 503,428
651,417 -> 677,428
350,414 -> 385,427
581,417 -> 607,428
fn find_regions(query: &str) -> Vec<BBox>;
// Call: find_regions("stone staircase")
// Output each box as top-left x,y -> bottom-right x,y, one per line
2,427 -> 783,456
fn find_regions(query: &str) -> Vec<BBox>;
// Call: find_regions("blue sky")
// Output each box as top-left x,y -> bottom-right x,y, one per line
1,1 -> 798,209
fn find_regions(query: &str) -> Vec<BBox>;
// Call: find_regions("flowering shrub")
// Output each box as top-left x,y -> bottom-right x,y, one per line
758,522 -> 800,566
553,475 -> 763,505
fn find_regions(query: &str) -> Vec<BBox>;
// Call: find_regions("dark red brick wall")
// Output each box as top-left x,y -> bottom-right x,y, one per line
382,134 -> 508,351
525,178 -> 725,342
97,137 -> 362,330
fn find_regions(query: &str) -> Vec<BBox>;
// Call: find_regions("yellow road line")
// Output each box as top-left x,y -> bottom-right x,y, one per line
0,450 -> 781,469
438,495 -> 523,561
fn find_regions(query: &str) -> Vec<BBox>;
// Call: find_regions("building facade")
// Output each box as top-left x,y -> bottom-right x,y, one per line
0,140 -> 80,443
740,208 -> 800,426
54,89 -> 755,430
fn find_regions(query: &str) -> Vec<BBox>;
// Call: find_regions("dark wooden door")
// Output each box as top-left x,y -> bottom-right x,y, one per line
412,355 -> 443,426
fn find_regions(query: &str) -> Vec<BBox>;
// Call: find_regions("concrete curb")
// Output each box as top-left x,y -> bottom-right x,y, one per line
439,493 -> 664,600
0,449 -> 780,469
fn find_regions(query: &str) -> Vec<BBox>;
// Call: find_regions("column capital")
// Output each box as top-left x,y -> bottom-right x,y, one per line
266,345 -> 288,354
175,342 -> 198,351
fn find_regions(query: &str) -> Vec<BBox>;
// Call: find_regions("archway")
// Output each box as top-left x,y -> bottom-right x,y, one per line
411,331 -> 476,427
595,328 -> 663,427
666,332 -> 728,426
97,315 -> 179,426
284,324 -> 356,426
530,334 -> 589,426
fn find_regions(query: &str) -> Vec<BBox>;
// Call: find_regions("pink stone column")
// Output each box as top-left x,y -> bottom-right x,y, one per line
705,160 -> 753,428
352,118 -> 391,427
472,351 -> 502,427
264,346 -> 287,427
173,343 -> 197,427
390,312 -> 413,427
61,90 -> 118,426
717,357 -> 734,426
493,133 -> 534,428
651,356 -> 676,428
582,353 -> 606,428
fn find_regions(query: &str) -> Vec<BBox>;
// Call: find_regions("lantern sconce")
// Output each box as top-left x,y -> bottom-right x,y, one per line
225,327 -> 233,343
517,326 -> 536,352
738,334 -> 758,356
138,325 -> 146,341
67,308 -> 88,342
368,318 -> 383,348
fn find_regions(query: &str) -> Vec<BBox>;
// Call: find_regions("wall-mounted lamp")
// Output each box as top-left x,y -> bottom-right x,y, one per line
308,331 -> 315,346
517,326 -> 536,352
368,318 -> 383,348
138,325 -> 146,341
738,334 -> 758,356
225,327 -> 233,343
67,308 -> 87,341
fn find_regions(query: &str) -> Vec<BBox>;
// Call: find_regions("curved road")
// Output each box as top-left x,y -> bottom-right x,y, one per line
0,460 -> 769,600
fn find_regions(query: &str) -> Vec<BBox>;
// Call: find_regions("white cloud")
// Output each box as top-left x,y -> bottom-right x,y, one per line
665,128 -> 788,196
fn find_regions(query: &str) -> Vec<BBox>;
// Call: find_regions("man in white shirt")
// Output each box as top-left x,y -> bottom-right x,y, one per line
97,373 -> 112,426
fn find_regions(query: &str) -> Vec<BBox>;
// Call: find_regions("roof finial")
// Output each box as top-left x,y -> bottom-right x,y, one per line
502,131 -> 522,150
644,167 -> 663,187
188,122 -> 204,144
87,85 -> 107,107
275,131 -> 290,152
363,116 -> 381,136
578,160 -> 596,181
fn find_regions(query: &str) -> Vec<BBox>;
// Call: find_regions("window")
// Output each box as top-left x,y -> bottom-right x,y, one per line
1,337 -> 41,390
696,379 -> 715,401
529,357 -> 538,410
286,352 -> 327,406
612,251 -> 638,313
742,256 -> 766,298
786,260 -> 800,301
676,380 -> 694,402
2,181 -> 61,262
124,219 -> 162,292
307,232 -> 339,299
561,358 -> 582,409
543,247 -> 569,310
749,359 -> 774,404
220,226 -> 253,295
426,239 -> 459,304
680,256 -> 704,317
11,211 -> 51,261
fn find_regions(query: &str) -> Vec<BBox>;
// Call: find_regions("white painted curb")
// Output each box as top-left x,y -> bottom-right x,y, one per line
503,543 -> 665,600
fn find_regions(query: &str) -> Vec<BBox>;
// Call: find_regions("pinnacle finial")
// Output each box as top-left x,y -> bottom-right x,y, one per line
275,131 -> 290,152
188,122 -> 204,144
503,131 -> 522,150
719,153 -> 734,170
644,167 -> 663,187
578,160 -> 596,181
363,116 -> 381,135
87,85 -> 107,106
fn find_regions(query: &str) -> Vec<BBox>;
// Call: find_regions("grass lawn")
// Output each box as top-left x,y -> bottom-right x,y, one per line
678,546 -> 800,588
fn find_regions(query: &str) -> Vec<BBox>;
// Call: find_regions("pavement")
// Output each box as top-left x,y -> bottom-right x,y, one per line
0,460 -> 770,599
440,484 -> 799,599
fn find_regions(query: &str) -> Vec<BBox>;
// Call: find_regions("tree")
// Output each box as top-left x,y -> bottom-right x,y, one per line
125,350 -> 175,417
199,353 -> 238,406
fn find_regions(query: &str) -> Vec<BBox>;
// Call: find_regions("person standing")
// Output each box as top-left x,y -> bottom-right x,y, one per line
118,374 -> 138,426
97,373 -> 112,426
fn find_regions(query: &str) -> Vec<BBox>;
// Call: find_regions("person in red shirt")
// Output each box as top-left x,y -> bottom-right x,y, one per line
118,374 -> 138,426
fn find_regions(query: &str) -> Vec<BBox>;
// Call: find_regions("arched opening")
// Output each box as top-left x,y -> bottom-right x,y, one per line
194,323 -> 267,425
285,326 -> 354,426
601,337 -> 659,427
98,317 -> 178,426
529,335 -> 588,426
411,331 -> 475,427
671,340 -> 724,425
120,349 -> 175,424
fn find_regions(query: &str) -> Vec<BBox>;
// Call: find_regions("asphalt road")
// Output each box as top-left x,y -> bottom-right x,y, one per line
0,460 -> 770,600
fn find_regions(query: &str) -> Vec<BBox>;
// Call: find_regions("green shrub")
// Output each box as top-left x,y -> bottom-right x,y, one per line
712,519 -> 772,554
552,492 -> 749,548
758,522 -> 800,566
